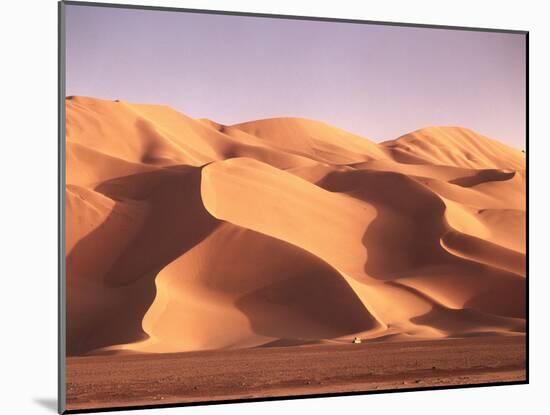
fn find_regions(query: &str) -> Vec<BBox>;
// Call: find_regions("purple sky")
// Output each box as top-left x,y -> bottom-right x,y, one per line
65,4 -> 526,148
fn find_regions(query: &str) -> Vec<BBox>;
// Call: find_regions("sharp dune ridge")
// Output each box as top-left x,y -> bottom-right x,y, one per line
65,96 -> 526,356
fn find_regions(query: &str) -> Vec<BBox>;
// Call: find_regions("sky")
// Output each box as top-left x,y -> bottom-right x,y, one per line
65,4 -> 526,148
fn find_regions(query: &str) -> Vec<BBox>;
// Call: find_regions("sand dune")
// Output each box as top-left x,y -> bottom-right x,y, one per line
65,97 -> 526,356
381,126 -> 525,170
232,117 -> 388,164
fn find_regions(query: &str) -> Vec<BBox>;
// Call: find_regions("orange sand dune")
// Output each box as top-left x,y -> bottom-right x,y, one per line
231,117 -> 388,164
65,97 -> 526,356
381,126 -> 525,170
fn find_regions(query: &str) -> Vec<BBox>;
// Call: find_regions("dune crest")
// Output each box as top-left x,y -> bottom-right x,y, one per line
66,97 -> 526,356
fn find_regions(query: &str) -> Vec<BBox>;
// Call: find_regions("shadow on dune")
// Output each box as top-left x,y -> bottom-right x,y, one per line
449,169 -> 515,187
317,168 -> 526,330
388,280 -> 525,336
66,166 -> 221,356
410,305 -> 526,337
234,240 -> 380,342
318,169 -> 449,278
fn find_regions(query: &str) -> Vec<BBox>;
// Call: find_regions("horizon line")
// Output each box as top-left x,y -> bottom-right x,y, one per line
65,95 -> 525,151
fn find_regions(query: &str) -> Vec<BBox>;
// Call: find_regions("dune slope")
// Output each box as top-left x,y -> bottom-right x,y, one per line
65,97 -> 526,355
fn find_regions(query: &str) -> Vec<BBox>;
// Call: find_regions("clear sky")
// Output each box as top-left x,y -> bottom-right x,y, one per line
65,4 -> 526,148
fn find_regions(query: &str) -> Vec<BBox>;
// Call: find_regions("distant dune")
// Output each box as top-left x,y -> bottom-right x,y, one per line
65,96 -> 526,356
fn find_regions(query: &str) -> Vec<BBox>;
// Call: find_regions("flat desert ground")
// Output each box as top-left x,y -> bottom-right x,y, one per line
66,336 -> 525,411
65,96 -> 526,409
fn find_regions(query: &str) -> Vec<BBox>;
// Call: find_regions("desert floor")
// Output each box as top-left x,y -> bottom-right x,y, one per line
66,335 -> 526,411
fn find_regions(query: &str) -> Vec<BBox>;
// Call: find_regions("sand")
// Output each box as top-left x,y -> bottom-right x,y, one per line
65,96 -> 526,356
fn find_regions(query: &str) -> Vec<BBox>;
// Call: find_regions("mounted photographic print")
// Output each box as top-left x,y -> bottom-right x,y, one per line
58,1 -> 528,413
